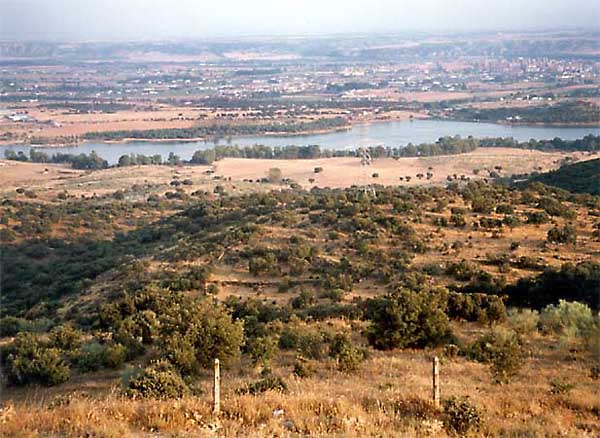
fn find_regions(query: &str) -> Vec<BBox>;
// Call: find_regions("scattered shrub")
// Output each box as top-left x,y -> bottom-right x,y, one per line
297,332 -> 328,360
278,327 -> 300,350
49,324 -> 82,351
526,211 -> 550,224
496,204 -> 514,214
508,308 -> 540,335
206,283 -> 219,294
443,397 -> 483,435
0,316 -> 33,337
443,344 -> 461,358
450,213 -> 467,228
237,373 -> 287,395
539,300 -> 597,352
125,360 -> 190,399
467,328 -> 523,384
329,333 -> 366,373
159,296 -> 244,374
322,288 -> 345,302
293,357 -> 316,378
75,342 -> 105,372
268,168 -> 283,184
102,343 -> 128,368
246,336 -> 278,365
471,196 -> 495,214
291,290 -> 316,309
539,300 -> 595,337
537,196 -> 576,219
549,377 -> 575,395
547,225 -> 577,244
393,397 -> 440,421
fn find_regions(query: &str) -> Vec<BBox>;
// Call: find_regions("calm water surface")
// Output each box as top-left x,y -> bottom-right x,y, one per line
2,119 -> 598,165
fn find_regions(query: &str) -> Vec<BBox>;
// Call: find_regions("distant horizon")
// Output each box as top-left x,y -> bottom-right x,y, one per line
2,27 -> 599,45
1,0 -> 598,42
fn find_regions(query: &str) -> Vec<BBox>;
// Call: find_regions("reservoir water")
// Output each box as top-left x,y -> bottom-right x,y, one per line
2,119 -> 598,165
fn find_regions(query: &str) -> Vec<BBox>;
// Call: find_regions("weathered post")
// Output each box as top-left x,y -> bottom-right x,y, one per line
432,356 -> 440,407
213,358 -> 220,415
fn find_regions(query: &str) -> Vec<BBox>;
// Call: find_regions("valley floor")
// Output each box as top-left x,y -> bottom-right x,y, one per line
1,148 -> 596,201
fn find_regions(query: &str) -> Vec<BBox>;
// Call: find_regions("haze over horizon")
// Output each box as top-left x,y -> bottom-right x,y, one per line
1,0 -> 599,42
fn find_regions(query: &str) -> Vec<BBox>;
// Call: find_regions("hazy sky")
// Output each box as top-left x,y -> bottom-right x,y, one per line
1,0 -> 598,41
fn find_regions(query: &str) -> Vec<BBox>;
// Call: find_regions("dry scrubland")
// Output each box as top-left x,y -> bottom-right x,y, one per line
2,326 -> 598,437
1,150 -> 599,437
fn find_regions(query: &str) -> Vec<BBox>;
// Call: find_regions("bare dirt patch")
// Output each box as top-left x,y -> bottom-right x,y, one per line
0,160 -> 83,191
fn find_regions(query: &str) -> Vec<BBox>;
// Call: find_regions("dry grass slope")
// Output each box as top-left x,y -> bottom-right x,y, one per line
2,324 -> 599,437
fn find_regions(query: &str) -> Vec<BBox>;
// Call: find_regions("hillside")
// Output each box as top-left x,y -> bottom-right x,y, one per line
527,158 -> 600,195
1,174 -> 599,436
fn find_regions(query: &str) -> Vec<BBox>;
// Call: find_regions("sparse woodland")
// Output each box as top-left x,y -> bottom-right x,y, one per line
1,156 -> 599,436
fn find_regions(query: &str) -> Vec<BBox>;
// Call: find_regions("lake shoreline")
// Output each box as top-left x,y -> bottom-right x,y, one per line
1,119 -> 598,166
3,116 -> 599,149
0,125 -> 353,149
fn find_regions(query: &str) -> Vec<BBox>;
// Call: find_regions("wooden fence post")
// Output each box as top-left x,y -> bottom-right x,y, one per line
432,356 -> 440,408
213,358 -> 220,415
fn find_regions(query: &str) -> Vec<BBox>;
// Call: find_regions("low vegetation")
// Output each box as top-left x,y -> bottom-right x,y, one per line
1,150 -> 599,436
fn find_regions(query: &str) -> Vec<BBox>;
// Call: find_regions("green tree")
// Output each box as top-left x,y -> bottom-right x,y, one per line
3,333 -> 70,386
547,225 -> 577,244
366,289 -> 453,350
159,296 -> 244,374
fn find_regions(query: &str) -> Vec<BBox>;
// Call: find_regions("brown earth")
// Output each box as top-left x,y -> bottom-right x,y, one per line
2,148 -> 595,201
214,148 -> 596,189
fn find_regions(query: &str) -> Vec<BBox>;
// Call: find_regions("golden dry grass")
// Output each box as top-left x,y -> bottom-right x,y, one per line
214,148 -> 596,189
1,324 -> 598,437
0,160 -> 272,202
2,148 -> 594,202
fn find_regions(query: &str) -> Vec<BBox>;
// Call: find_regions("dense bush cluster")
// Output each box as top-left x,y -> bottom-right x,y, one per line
0,324 -> 130,387
366,289 -> 453,350
547,224 -> 577,244
503,262 -> 599,310
1,333 -> 70,386
100,287 -> 244,373
125,360 -> 191,399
